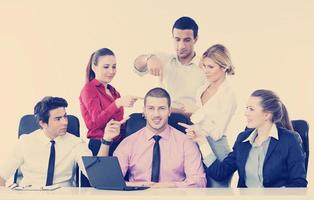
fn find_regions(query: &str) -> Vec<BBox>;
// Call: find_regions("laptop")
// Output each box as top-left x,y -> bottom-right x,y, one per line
82,156 -> 149,191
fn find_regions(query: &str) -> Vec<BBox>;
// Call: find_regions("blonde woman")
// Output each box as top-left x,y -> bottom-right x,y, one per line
182,44 -> 236,187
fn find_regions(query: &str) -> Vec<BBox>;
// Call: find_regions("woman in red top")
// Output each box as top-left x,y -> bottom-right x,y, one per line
80,48 -> 138,155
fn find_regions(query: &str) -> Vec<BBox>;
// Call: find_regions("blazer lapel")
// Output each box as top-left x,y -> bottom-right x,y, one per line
264,138 -> 279,164
237,141 -> 252,176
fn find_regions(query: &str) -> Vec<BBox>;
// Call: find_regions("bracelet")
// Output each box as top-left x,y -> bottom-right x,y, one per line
101,138 -> 113,146
146,54 -> 155,63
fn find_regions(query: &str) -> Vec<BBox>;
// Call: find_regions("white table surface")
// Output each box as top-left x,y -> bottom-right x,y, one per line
0,187 -> 312,200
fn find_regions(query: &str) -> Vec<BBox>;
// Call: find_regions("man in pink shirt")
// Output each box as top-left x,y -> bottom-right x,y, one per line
113,87 -> 206,188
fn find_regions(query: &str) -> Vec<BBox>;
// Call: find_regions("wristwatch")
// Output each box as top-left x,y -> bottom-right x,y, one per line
101,138 -> 113,146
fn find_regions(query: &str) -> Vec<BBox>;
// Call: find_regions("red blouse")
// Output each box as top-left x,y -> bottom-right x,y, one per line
79,79 -> 124,139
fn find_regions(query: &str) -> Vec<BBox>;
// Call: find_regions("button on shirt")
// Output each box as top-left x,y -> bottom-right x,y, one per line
0,130 -> 92,187
243,126 -> 277,187
113,125 -> 206,187
135,53 -> 205,104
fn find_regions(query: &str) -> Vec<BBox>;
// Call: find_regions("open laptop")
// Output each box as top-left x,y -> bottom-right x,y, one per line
82,156 -> 149,191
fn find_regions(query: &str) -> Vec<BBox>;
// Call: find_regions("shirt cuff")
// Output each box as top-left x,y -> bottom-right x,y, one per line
190,109 -> 205,124
133,66 -> 148,76
198,138 -> 217,167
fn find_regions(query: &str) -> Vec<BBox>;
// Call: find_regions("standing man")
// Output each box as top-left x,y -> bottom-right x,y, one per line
134,16 -> 205,114
111,88 -> 206,188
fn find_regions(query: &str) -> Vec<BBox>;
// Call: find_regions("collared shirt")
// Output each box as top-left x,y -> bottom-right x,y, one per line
201,125 -> 278,169
135,53 -> 205,104
244,125 -> 278,187
80,79 -> 123,139
191,80 -> 237,141
113,125 -> 206,187
0,130 -> 92,187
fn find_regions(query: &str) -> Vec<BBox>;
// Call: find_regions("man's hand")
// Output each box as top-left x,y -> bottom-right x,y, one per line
103,118 -> 128,141
147,55 -> 164,77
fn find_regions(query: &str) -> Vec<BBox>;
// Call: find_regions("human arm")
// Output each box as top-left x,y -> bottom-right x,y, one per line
134,54 -> 164,77
97,118 -> 127,157
0,140 -> 24,186
80,86 -> 138,132
178,122 -> 237,181
285,132 -> 308,187
190,92 -> 237,141
170,138 -> 206,188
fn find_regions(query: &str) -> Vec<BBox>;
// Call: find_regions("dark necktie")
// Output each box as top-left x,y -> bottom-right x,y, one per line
46,140 -> 55,186
151,135 -> 161,182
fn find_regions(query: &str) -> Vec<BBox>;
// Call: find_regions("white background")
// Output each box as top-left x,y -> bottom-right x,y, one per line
0,0 -> 313,187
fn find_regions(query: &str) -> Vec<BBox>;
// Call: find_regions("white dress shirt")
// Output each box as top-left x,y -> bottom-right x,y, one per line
135,52 -> 205,105
0,130 -> 92,187
191,80 -> 237,141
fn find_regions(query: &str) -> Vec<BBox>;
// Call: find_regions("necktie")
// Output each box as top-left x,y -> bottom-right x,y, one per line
151,135 -> 161,182
46,140 -> 55,186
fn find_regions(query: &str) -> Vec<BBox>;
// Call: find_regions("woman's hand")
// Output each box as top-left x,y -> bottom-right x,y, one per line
115,96 -> 142,108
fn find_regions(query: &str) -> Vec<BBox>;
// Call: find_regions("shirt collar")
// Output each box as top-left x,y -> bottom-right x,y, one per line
36,129 -> 68,145
144,125 -> 171,141
243,124 -> 279,144
171,52 -> 199,66
90,79 -> 114,91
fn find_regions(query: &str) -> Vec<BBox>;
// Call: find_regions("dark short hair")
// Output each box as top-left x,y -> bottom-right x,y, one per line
86,48 -> 115,82
172,16 -> 198,38
144,87 -> 171,107
34,96 -> 68,124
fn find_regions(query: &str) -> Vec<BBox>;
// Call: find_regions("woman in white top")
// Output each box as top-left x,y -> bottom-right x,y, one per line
182,44 -> 236,187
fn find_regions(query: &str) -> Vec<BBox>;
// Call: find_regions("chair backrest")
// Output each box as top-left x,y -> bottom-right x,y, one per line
18,114 -> 80,137
291,119 -> 309,172
124,112 -> 191,137
15,114 -> 81,186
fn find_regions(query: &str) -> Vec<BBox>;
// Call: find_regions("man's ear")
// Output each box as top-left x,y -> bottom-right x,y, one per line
194,36 -> 198,43
39,120 -> 48,129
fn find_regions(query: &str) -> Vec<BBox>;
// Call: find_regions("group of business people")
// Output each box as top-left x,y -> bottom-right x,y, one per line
0,16 -> 307,189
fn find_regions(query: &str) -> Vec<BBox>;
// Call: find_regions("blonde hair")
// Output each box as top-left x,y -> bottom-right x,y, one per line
202,44 -> 235,75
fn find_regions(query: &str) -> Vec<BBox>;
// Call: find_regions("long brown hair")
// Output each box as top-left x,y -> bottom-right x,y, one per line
85,48 -> 115,83
251,89 -> 293,130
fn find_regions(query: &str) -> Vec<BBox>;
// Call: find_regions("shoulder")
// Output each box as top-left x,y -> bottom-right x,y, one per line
19,129 -> 42,142
169,126 -> 192,142
235,129 -> 253,143
121,128 -> 145,144
80,81 -> 97,96
59,133 -> 85,146
277,127 -> 302,144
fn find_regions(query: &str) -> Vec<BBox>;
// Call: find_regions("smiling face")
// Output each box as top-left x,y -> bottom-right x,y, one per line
245,96 -> 272,129
143,96 -> 170,133
40,107 -> 68,139
92,55 -> 116,84
201,57 -> 226,82
172,28 -> 197,61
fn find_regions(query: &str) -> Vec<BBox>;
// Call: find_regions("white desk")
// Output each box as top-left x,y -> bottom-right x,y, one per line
0,187 -> 312,200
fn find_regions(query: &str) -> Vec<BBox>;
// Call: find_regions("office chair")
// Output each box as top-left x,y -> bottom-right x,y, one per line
124,112 -> 191,137
291,120 -> 309,173
14,114 -> 89,187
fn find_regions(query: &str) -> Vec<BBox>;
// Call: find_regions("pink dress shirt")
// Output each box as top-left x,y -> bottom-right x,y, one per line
113,125 -> 206,187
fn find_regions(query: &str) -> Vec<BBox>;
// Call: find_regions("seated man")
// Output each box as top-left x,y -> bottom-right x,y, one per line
106,87 -> 206,187
0,97 -> 93,187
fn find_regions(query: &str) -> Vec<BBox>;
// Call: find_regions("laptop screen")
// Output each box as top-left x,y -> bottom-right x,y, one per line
82,156 -> 127,189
